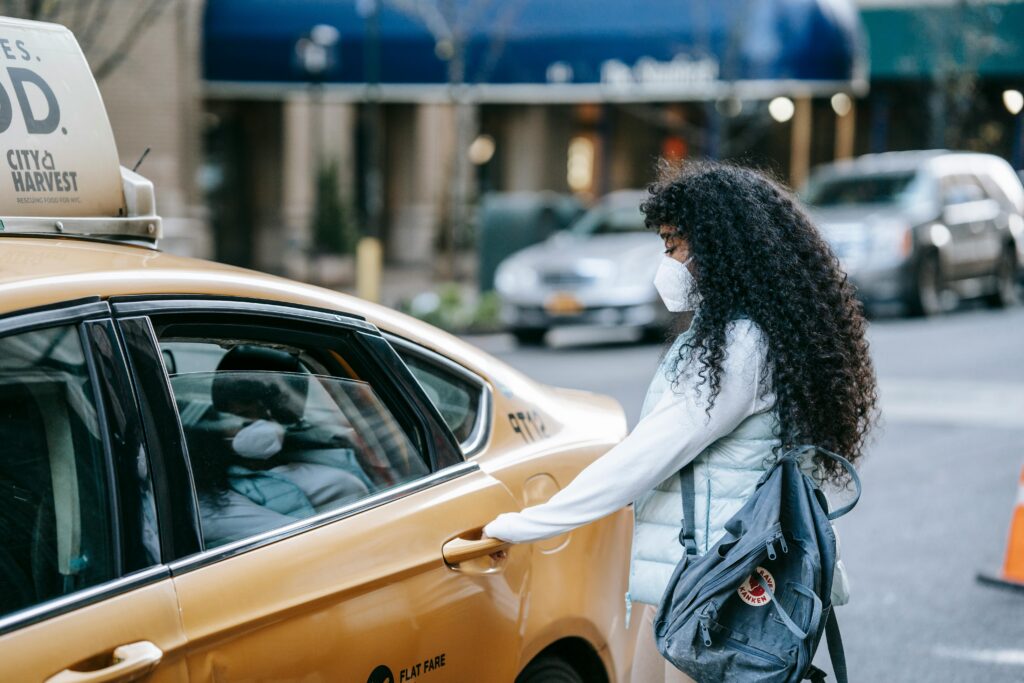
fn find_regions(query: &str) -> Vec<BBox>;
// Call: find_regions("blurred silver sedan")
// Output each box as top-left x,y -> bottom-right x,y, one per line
804,151 -> 1023,316
494,190 -> 670,344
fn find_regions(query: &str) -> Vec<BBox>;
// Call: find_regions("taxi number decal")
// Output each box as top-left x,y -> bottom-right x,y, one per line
508,410 -> 548,443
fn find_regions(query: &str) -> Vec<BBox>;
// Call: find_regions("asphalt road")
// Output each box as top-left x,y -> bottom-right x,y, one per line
466,305 -> 1024,682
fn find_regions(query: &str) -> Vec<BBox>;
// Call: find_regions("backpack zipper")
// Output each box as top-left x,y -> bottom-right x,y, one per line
723,637 -> 788,667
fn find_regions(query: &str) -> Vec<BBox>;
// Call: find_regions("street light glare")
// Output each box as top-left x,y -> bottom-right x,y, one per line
567,136 -> 595,192
1003,89 -> 1024,115
310,24 -> 340,47
468,135 -> 496,165
831,93 -> 853,117
769,97 -> 795,123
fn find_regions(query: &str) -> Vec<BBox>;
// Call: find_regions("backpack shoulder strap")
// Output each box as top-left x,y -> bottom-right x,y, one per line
678,465 -> 698,556
825,607 -> 848,683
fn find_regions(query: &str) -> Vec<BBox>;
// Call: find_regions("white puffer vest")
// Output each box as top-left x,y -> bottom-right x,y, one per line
626,327 -> 779,606
624,323 -> 842,626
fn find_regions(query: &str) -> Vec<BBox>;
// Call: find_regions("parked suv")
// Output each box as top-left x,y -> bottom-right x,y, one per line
803,151 -> 1023,315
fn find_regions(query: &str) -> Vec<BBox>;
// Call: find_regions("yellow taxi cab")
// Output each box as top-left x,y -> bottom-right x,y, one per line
0,17 -> 642,683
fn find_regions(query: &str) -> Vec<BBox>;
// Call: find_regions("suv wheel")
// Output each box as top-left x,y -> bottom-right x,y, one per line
516,655 -> 584,683
984,247 -> 1019,308
908,253 -> 944,316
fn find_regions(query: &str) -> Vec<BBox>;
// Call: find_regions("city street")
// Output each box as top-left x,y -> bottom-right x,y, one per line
4,1 -> 1024,680
468,305 -> 1024,682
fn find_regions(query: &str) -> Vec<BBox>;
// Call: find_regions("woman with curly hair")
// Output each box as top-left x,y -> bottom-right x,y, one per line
483,159 -> 877,681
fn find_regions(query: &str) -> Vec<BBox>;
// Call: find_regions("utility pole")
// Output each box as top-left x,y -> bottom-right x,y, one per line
790,96 -> 813,189
443,0 -> 471,281
295,23 -> 340,283
357,0 -> 384,302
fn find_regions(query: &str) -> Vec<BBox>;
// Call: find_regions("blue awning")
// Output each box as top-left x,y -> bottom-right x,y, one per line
204,0 -> 867,102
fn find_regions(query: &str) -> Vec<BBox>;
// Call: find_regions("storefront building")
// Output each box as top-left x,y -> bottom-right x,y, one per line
200,0 -> 866,277
39,1 -> 1020,284
857,1 -> 1024,162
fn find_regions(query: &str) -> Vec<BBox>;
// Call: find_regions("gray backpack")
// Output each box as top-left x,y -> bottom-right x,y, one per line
653,445 -> 860,682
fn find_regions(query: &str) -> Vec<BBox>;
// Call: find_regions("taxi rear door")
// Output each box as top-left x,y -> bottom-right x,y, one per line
114,299 -> 531,683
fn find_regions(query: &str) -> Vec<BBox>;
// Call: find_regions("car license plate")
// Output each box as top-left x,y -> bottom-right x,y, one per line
544,292 -> 584,316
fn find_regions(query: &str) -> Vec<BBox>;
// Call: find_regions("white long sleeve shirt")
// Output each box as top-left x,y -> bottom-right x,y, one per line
484,319 -> 772,543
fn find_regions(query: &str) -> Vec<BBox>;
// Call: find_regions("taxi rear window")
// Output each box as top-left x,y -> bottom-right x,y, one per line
159,336 -> 427,549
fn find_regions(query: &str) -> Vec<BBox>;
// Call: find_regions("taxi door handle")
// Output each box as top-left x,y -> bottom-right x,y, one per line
46,640 -> 163,683
442,534 -> 510,566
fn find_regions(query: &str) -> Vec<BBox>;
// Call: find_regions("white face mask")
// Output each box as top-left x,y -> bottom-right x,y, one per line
654,255 -> 701,312
232,419 -> 285,460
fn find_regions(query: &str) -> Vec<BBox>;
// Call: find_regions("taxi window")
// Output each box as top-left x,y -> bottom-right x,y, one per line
0,326 -> 117,618
160,340 -> 429,549
393,346 -> 485,449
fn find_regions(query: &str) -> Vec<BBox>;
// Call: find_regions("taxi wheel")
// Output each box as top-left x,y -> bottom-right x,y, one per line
515,655 -> 583,683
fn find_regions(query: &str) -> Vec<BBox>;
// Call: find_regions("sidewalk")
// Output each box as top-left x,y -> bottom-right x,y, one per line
336,256 -> 480,310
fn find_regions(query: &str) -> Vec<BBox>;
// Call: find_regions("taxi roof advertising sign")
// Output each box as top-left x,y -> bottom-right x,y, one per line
0,17 -> 124,218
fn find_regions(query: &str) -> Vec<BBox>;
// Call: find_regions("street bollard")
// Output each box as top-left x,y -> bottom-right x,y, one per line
356,236 -> 382,303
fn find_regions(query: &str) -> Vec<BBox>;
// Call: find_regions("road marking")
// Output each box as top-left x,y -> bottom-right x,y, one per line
933,646 -> 1024,666
880,379 -> 1024,430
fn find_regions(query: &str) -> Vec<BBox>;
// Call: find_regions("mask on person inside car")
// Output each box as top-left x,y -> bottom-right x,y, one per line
232,419 -> 286,460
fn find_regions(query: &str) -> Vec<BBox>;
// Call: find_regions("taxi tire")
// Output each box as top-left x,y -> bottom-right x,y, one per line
515,654 -> 584,683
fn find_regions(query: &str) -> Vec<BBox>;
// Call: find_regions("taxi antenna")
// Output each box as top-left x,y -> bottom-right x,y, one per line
132,147 -> 151,173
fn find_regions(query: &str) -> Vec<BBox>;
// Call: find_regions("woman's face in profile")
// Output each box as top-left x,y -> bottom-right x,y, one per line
658,226 -> 692,267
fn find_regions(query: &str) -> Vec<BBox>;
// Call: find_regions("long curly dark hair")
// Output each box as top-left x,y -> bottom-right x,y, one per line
640,160 -> 877,484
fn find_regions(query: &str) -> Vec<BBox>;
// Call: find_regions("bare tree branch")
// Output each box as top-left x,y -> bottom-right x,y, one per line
25,0 -> 44,19
457,0 -> 496,38
71,0 -> 99,32
39,0 -> 63,22
77,0 -> 115,53
91,0 -> 174,81
918,1 -> 1002,148
0,0 -> 176,82
472,0 -> 525,84
384,0 -> 452,42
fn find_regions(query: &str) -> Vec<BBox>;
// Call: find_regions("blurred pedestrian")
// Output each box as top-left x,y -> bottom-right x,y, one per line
483,160 -> 878,681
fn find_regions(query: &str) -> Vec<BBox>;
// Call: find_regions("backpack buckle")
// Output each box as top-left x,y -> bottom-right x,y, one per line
679,529 -> 698,556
